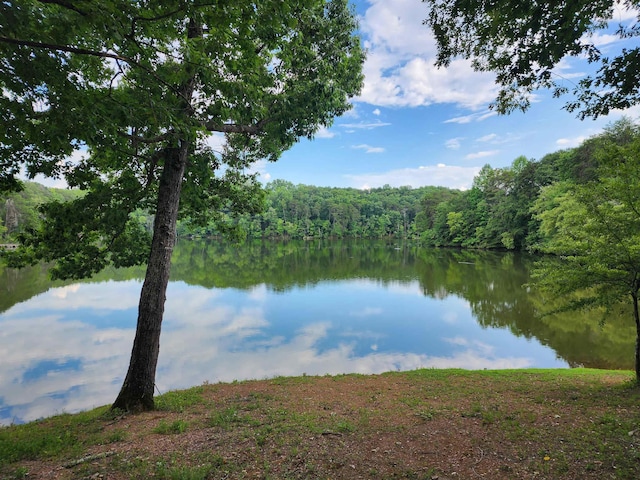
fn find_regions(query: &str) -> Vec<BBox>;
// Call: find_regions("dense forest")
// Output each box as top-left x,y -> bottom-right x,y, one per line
177,182 -> 440,240
1,118 -> 636,253
178,117 -> 638,252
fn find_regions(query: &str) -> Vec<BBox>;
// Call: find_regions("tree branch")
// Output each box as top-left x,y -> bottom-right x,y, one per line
117,131 -> 170,144
205,119 -> 269,134
0,36 -> 129,62
37,0 -> 87,16
0,36 -> 188,103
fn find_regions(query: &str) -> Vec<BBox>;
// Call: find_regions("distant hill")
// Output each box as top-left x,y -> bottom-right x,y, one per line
0,182 -> 82,240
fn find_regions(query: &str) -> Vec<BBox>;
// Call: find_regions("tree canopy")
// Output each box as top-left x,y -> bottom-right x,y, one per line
1,0 -> 364,411
423,0 -> 640,118
531,119 -> 640,380
2,0 -> 364,278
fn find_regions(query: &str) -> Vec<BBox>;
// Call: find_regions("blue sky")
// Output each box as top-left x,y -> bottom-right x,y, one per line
252,0 -> 640,190
35,0 -> 639,191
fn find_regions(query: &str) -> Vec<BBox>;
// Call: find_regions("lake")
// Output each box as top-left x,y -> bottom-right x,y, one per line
0,239 -> 634,425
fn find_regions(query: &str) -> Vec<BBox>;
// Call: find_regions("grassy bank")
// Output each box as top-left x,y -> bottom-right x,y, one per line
1,369 -> 639,479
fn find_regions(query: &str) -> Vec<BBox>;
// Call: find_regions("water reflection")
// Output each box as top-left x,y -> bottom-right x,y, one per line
0,240 -> 634,425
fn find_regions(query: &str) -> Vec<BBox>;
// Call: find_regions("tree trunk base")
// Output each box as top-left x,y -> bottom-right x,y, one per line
112,383 -> 155,413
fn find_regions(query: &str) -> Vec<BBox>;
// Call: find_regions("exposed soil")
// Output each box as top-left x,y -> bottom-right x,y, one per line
4,369 -> 640,479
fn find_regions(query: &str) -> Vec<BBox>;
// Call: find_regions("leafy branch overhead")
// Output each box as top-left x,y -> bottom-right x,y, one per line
423,0 -> 640,118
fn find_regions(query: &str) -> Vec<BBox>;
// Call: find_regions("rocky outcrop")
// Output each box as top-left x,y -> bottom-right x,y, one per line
4,198 -> 19,233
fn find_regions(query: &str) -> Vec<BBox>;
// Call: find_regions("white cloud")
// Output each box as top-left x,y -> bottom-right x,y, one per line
0,274 -> 567,425
246,159 -> 272,181
360,0 -> 435,56
346,163 -> 482,190
465,150 -> 500,160
30,174 -> 69,189
588,32 -> 623,48
444,110 -> 498,124
356,0 -> 498,109
372,108 -> 381,116
611,103 -> 640,119
25,148 -> 87,190
477,133 -> 499,142
556,136 -> 587,148
445,137 -> 463,150
341,104 -> 360,118
204,132 -> 226,153
314,126 -> 336,139
7,281 -> 141,313
339,120 -> 391,130
352,144 -> 385,154
614,0 -> 640,21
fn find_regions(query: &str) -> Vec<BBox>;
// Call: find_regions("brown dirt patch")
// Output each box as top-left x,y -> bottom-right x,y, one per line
3,370 -> 640,479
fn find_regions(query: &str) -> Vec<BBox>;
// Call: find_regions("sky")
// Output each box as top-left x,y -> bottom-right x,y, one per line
34,0 -> 639,191
252,0 -> 640,190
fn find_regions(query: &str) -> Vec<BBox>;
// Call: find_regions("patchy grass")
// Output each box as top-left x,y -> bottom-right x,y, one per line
152,419 -> 189,435
156,386 -> 206,413
1,368 -> 639,479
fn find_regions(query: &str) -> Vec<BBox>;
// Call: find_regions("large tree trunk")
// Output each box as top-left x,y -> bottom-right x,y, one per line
112,18 -> 201,413
112,144 -> 189,412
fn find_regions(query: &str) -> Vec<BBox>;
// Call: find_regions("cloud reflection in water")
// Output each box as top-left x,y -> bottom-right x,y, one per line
0,278 -> 566,425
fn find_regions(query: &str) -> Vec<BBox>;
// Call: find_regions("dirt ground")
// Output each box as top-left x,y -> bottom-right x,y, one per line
5,369 -> 640,479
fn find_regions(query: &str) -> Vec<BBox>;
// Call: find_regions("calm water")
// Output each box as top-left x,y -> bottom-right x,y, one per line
0,239 -> 634,425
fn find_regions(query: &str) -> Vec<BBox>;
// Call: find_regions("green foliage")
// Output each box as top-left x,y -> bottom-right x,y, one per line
209,407 -> 245,430
532,120 -> 640,307
424,0 -> 640,118
411,120 -> 640,256
2,238 -> 635,370
178,182 -> 437,239
418,157 -> 549,250
531,119 -> 640,379
0,182 -> 81,241
5,187 -> 153,279
6,125 -> 621,256
1,0 -> 364,279
2,0 -> 364,413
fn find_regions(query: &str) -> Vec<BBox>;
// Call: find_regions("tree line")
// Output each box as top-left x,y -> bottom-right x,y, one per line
2,118 -> 636,251
172,118 -> 636,253
176,182 -> 448,240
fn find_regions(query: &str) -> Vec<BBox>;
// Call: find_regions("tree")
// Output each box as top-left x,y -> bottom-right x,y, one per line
531,120 -> 640,381
1,0 -> 364,412
423,0 -> 640,118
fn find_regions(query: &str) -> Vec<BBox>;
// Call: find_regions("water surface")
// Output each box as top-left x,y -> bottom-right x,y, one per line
0,240 -> 634,425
